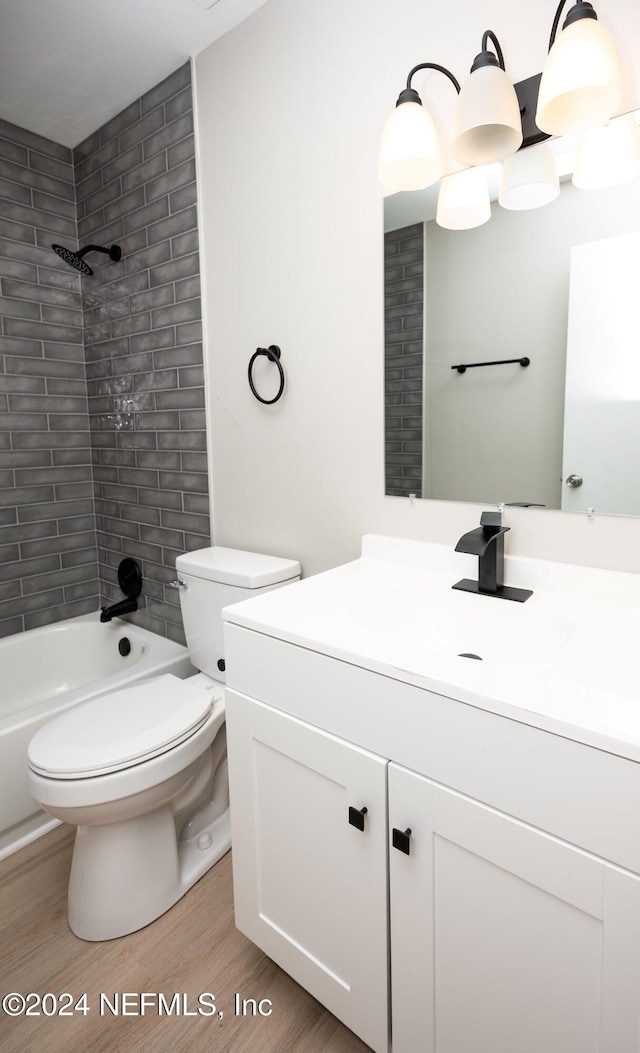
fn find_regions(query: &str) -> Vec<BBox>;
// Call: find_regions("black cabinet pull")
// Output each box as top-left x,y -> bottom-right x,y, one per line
392,827 -> 412,855
348,806 -> 368,831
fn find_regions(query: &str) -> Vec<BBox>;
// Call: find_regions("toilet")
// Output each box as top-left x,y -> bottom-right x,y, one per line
27,546 -> 300,942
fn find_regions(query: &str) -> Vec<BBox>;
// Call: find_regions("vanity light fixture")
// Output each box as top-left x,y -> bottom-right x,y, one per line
536,0 -> 622,137
499,141 -> 560,210
436,167 -> 492,229
379,0 -> 623,194
450,31 -> 522,165
378,63 -> 460,192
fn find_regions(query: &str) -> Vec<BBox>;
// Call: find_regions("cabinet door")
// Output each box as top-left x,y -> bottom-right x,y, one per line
389,763 -> 640,1053
226,690 -> 389,1053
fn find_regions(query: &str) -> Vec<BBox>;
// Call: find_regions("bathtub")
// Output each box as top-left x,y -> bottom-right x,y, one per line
0,613 -> 195,859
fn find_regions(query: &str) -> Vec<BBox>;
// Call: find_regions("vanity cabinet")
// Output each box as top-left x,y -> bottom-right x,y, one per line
225,690 -> 389,1053
224,622 -> 640,1053
389,763 -> 640,1053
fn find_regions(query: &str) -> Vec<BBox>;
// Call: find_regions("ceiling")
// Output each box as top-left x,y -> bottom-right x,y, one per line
0,0 -> 268,148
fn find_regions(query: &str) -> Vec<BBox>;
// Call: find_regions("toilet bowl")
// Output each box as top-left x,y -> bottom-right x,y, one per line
27,547 -> 300,941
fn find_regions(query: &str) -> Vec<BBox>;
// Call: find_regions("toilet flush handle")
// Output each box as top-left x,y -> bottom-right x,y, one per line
168,578 -> 188,590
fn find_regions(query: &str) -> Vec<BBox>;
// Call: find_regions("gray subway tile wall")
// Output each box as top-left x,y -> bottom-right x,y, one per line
76,62 -> 209,645
384,223 -> 424,499
0,62 -> 209,643
0,119 -> 98,637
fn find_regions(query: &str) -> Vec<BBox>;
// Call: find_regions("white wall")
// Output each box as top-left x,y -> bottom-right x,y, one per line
193,0 -> 640,578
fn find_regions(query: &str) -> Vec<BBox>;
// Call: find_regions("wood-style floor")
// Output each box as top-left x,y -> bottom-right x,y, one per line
0,825 -> 370,1053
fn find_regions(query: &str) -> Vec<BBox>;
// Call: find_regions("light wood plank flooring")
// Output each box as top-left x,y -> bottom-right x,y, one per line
0,825 -> 371,1053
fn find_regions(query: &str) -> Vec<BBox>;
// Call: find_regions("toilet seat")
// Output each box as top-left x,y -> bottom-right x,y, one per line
28,674 -> 218,779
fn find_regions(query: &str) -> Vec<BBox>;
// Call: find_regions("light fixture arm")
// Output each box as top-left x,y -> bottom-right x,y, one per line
547,0 -> 597,51
479,30 -> 506,71
397,62 -> 461,107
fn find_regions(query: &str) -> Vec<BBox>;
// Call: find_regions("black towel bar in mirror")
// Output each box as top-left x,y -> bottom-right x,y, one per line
452,356 -> 530,374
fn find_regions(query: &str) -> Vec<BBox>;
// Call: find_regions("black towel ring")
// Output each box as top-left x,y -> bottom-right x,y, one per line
248,345 -> 285,404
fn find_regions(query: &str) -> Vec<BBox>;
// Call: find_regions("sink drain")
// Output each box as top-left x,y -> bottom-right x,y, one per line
458,652 -> 483,661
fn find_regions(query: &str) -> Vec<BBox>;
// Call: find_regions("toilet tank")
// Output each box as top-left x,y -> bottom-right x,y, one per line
175,547 -> 300,681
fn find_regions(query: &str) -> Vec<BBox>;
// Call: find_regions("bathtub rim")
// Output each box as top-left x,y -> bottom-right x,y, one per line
0,612 -> 195,861
0,611 -> 193,736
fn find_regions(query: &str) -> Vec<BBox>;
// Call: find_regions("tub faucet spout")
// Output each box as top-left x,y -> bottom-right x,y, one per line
100,597 -> 138,623
453,511 -> 532,602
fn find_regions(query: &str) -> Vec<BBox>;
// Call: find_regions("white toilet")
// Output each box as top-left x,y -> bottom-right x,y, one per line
27,546 -> 300,941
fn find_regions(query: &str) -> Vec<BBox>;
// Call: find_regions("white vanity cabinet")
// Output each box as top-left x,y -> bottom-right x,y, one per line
225,689 -> 389,1053
222,530 -> 640,1053
389,763 -> 640,1053
226,673 -> 640,1053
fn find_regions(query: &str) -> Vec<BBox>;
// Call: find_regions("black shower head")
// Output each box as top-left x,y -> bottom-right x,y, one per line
51,243 -> 122,276
51,244 -> 93,275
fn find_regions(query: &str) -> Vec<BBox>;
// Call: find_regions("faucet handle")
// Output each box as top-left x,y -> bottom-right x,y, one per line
480,510 -> 507,530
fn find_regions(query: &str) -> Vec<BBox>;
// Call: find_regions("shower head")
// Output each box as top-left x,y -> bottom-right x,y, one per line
51,244 -> 93,275
51,243 -> 122,276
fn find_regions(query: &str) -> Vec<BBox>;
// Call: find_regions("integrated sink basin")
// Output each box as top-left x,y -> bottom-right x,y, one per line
222,533 -> 640,761
345,583 -> 575,667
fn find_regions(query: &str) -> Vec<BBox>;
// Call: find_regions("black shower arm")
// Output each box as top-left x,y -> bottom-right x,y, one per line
76,245 -> 115,260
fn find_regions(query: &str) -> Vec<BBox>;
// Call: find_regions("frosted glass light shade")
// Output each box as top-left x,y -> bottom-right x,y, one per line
499,142 -> 560,210
536,16 -> 622,136
436,168 -> 491,230
378,101 -> 442,191
451,64 -> 523,165
573,113 -> 640,189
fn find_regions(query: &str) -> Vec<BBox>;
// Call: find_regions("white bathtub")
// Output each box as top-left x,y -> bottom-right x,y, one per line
0,613 -> 195,859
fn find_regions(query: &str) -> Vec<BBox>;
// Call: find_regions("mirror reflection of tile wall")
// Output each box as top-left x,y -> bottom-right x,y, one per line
384,222 -> 424,498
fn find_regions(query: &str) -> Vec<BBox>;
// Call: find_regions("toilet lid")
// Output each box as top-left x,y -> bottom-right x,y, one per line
28,675 -> 217,778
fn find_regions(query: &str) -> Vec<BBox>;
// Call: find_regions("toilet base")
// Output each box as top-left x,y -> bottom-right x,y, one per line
68,804 -> 231,941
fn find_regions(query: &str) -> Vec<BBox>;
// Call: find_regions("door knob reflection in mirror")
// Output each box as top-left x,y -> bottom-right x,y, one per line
565,474 -> 583,488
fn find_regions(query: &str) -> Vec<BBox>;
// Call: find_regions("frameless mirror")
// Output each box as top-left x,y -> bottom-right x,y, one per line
384,113 -> 640,516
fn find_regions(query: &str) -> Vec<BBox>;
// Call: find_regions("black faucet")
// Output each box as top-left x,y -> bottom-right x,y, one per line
99,557 -> 143,622
100,597 -> 138,623
453,511 -> 532,602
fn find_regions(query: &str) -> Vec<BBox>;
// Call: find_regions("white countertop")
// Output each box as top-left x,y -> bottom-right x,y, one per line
223,535 -> 640,763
